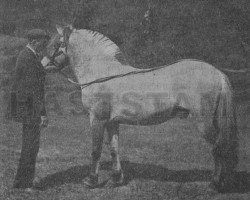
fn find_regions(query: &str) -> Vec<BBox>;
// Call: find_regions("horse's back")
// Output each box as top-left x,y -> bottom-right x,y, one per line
106,59 -> 223,95
105,59 -> 225,124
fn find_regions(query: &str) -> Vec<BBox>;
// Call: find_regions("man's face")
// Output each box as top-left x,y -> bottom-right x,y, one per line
33,38 -> 49,53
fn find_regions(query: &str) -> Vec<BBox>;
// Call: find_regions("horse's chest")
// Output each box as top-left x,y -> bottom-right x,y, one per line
82,89 -> 111,120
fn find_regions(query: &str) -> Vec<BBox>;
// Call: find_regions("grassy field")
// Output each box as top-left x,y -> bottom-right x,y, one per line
0,40 -> 250,198
0,1 -> 250,199
0,97 -> 249,200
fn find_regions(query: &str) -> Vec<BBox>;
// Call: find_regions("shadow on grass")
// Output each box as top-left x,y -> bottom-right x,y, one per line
35,165 -> 90,190
35,161 -> 249,193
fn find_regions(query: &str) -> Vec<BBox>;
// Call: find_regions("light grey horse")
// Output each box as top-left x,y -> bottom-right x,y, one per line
46,25 -> 238,191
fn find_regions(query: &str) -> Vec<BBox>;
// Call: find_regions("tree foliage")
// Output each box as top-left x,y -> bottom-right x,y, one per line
0,0 -> 249,68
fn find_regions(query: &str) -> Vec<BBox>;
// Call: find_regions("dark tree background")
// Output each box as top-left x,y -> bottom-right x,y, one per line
0,0 -> 249,67
0,0 -> 250,106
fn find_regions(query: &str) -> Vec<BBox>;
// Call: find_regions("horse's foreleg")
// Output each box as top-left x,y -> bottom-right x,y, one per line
106,122 -> 124,187
83,114 -> 106,188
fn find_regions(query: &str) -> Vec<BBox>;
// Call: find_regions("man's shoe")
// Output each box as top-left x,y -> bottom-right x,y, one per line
13,182 -> 32,189
13,180 -> 35,192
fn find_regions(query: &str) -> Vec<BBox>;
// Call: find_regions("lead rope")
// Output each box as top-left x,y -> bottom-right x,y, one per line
59,65 -> 170,88
49,41 -> 169,88
53,37 -> 250,89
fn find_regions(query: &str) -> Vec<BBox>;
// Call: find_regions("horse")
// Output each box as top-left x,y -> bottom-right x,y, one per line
45,24 -> 239,191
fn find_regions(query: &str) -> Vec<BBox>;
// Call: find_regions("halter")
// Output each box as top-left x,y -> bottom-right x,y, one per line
46,31 -> 70,74
48,38 -> 66,66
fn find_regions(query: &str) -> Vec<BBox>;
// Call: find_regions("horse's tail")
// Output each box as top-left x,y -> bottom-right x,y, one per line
213,74 -> 239,170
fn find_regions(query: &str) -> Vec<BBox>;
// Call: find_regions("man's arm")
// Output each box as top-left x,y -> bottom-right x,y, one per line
15,55 -> 38,100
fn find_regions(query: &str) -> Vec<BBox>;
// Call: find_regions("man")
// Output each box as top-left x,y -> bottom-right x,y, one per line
11,29 -> 61,191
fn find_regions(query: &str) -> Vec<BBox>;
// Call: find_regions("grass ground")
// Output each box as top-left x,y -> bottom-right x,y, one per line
0,1 -> 249,197
0,93 -> 249,199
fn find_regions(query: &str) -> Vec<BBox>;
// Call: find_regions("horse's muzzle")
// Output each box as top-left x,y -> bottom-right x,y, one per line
54,52 -> 68,65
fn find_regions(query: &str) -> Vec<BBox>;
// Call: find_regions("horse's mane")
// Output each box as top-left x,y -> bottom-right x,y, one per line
73,29 -> 128,64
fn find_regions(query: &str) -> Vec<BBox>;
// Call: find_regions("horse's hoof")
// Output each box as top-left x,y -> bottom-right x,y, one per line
83,174 -> 98,189
105,179 -> 117,188
105,171 -> 124,188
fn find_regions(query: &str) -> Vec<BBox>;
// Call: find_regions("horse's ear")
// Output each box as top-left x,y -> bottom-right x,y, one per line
56,24 -> 64,35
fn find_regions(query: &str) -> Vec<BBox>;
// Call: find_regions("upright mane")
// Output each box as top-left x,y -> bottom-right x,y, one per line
71,29 -> 127,64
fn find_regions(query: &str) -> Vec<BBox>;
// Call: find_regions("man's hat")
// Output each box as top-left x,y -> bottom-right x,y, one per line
26,29 -> 50,40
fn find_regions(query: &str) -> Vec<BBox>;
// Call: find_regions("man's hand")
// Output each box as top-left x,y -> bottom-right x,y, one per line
40,116 -> 49,128
41,56 -> 51,67
41,56 -> 59,72
44,65 -> 60,72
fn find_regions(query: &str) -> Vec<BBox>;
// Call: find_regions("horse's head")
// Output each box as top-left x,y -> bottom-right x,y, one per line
45,25 -> 130,82
46,24 -> 73,67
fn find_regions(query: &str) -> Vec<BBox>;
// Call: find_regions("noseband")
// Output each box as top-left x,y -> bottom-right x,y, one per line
49,40 -> 66,67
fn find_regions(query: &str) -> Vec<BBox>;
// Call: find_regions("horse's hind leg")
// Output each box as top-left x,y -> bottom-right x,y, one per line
83,114 -> 106,188
212,143 -> 232,192
211,117 -> 238,192
201,119 -> 226,191
105,122 -> 124,187
212,147 -> 225,191
195,117 -> 225,191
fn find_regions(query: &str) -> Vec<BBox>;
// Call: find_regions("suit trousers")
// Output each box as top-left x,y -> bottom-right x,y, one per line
13,120 -> 41,188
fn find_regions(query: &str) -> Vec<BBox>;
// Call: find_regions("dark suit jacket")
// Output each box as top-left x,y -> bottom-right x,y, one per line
10,47 -> 46,123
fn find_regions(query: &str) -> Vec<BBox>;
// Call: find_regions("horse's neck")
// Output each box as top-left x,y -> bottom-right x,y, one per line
95,59 -> 136,75
73,59 -> 137,83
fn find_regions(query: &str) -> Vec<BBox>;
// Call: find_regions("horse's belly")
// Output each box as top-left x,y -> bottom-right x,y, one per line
111,110 -> 174,125
110,94 -> 176,125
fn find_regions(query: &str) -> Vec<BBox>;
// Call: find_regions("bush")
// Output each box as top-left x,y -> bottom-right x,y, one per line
0,20 -> 16,35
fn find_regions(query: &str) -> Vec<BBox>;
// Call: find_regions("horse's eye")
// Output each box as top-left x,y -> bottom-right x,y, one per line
60,42 -> 66,48
54,43 -> 60,49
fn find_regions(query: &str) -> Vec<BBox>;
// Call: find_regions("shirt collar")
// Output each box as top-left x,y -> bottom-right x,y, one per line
26,44 -> 38,56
